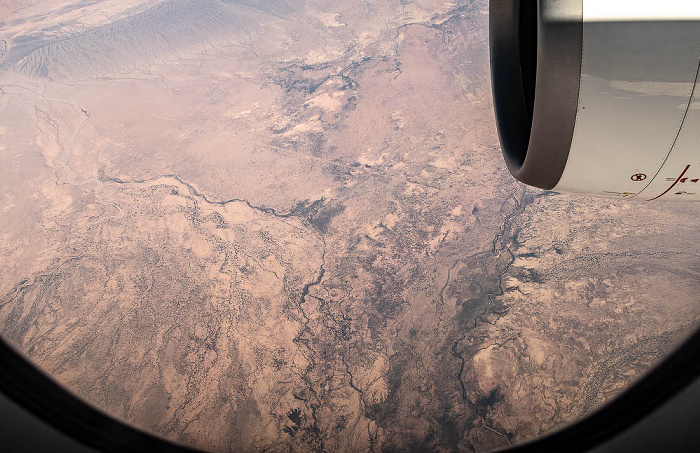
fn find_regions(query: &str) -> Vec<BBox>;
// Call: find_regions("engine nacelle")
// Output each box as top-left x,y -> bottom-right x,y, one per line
490,1 -> 700,200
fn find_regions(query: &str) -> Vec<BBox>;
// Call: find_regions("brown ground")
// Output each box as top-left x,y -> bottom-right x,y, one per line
1,1 -> 699,452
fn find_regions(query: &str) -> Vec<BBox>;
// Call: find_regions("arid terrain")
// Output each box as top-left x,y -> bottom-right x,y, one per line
1,1 -> 699,452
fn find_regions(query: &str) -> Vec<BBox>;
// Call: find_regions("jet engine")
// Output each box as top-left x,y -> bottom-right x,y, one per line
490,1 -> 700,200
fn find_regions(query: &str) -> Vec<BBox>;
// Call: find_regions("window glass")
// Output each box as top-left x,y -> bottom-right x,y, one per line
0,1 -> 698,452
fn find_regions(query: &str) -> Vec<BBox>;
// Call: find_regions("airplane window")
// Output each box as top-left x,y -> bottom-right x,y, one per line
1,1 -> 698,452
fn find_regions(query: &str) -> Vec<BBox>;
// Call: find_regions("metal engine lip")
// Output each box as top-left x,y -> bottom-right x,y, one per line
489,0 -> 584,190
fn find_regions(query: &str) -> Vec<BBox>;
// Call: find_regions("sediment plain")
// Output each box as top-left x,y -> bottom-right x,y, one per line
1,1 -> 699,451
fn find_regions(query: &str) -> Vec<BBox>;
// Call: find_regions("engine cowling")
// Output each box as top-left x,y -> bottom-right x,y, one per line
490,0 -> 700,201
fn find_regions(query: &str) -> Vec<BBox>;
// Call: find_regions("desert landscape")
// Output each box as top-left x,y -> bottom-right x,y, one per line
1,1 -> 699,452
